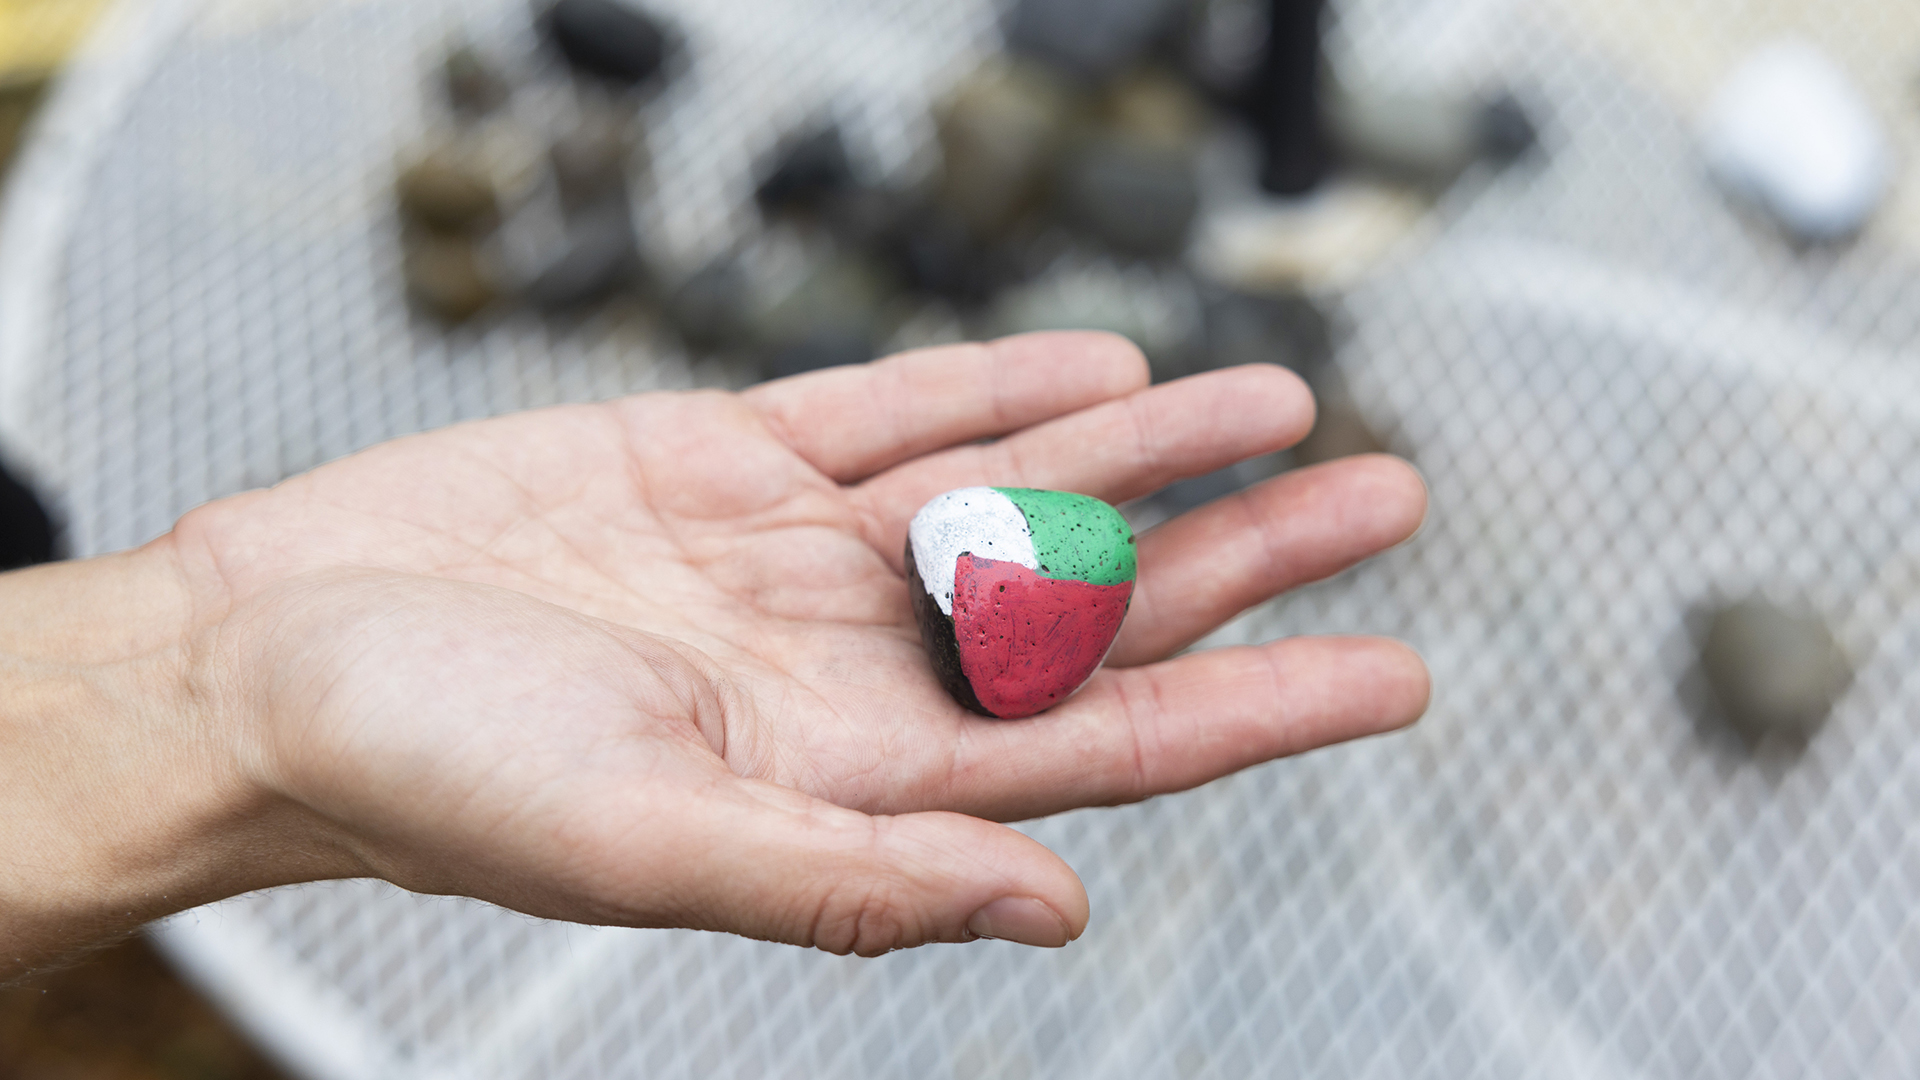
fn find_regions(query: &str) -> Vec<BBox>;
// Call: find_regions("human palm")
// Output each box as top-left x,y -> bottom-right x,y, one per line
162,332 -> 1428,954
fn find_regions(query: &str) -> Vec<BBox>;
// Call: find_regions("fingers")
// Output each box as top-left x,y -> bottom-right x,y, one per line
743,332 -> 1149,485
856,364 -> 1314,565
666,780 -> 1088,955
938,636 -> 1429,823
1107,455 -> 1428,666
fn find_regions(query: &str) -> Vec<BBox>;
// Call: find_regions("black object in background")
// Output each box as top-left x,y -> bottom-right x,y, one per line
0,457 -> 58,570
541,0 -> 671,86
1251,0 -> 1329,195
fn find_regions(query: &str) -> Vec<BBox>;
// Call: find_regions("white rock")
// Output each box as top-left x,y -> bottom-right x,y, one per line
1700,40 -> 1889,242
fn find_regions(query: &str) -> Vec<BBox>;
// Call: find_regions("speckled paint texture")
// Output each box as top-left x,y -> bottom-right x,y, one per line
906,487 -> 1136,718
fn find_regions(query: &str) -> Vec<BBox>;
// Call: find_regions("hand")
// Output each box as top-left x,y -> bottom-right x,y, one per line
0,332 -> 1427,973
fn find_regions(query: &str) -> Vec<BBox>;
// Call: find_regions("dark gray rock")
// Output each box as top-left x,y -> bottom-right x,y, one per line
1057,135 -> 1199,258
1005,0 -> 1182,81
756,256 -> 891,380
397,150 -> 498,235
541,0 -> 671,86
936,62 -> 1075,239
444,45 -> 510,115
1700,598 -> 1852,741
1247,0 -> 1330,194
666,259 -> 753,353
1201,288 -> 1332,380
756,124 -> 858,217
522,203 -> 640,309
550,123 -> 634,216
404,235 -> 499,322
881,204 -> 1020,308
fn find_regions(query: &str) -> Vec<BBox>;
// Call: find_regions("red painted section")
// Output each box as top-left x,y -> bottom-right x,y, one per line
951,555 -> 1133,719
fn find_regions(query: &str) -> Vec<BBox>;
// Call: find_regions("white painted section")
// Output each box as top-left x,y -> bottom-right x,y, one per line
1701,40 -> 1888,242
908,487 -> 1037,616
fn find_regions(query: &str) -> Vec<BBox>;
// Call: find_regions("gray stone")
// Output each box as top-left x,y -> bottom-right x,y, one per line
444,45 -> 510,115
541,0 -> 672,87
756,256 -> 891,380
1700,598 -> 1852,741
1200,287 -> 1332,380
755,124 -> 858,218
1327,81 -> 1540,187
521,202 -> 639,309
1057,135 -> 1199,258
936,61 -> 1076,239
666,259 -> 753,354
549,122 -> 635,217
1005,0 -> 1181,81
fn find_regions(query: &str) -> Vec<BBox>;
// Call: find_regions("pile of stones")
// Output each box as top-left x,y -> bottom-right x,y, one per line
396,0 -> 1539,405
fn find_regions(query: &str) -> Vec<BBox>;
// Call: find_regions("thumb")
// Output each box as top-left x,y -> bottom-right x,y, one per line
670,779 -> 1090,956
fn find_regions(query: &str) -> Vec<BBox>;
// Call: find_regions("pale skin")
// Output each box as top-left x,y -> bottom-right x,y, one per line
0,331 -> 1429,982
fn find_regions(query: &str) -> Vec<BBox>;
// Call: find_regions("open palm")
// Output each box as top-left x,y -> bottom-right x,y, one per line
164,332 -> 1428,953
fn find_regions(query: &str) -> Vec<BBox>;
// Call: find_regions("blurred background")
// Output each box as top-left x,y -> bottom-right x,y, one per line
4,0 -> 1920,1076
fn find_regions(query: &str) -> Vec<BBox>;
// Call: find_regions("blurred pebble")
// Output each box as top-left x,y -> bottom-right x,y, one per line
1327,81 -> 1539,187
986,262 -> 1201,381
881,204 -> 1020,309
397,149 -> 498,234
550,121 -> 634,216
756,124 -> 858,218
666,259 -> 753,353
1700,598 -> 1852,741
937,61 -> 1075,239
542,0 -> 671,86
1057,136 -> 1199,258
757,255 -> 891,379
1005,0 -> 1181,82
405,234 -> 499,321
1701,40 -> 1888,243
444,44 -> 510,115
1200,287 -> 1331,379
521,202 -> 639,309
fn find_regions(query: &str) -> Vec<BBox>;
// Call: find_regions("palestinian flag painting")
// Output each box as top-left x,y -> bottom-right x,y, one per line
906,487 -> 1137,719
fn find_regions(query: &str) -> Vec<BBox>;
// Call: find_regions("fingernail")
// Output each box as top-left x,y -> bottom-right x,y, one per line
965,897 -> 1072,948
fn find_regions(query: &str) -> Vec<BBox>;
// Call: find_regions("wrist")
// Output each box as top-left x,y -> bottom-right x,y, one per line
0,539 -> 355,978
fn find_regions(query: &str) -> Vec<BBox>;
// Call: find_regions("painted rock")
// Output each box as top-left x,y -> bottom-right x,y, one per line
907,487 -> 1136,719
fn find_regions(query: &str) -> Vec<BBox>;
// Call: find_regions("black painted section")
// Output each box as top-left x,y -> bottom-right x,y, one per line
905,543 -> 991,717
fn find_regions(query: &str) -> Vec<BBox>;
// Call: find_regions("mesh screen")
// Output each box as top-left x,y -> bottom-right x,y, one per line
4,0 -> 1920,1077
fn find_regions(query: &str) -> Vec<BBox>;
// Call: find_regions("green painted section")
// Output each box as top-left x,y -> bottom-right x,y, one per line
995,488 -> 1136,586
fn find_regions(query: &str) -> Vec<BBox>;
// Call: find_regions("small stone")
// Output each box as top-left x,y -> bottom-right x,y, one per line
1005,0 -> 1181,82
665,259 -> 753,353
541,0 -> 671,87
1699,598 -> 1852,741
520,202 -> 639,309
875,201 -> 1020,309
1200,287 -> 1331,380
397,150 -> 498,234
756,255 -> 890,379
755,124 -> 858,218
1326,80 -> 1540,187
1701,40 -> 1888,243
549,122 -> 634,216
936,61 -> 1076,239
1057,135 -> 1199,258
404,234 -> 499,322
444,45 -> 510,115
907,487 -> 1136,718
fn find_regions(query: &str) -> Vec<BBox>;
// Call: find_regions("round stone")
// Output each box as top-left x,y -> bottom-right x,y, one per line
1699,597 -> 1852,741
541,0 -> 672,87
396,150 -> 498,235
906,487 -> 1136,719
